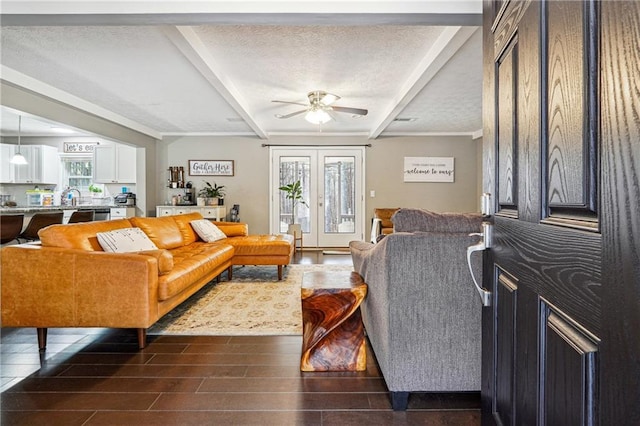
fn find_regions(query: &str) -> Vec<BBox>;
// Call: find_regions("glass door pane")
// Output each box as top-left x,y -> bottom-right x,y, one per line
323,156 -> 355,234
278,156 -> 310,233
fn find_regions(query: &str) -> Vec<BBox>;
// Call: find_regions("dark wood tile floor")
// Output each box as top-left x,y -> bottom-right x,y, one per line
1,250 -> 480,425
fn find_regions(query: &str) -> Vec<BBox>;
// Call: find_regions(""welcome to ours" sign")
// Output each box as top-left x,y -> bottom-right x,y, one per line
403,157 -> 455,182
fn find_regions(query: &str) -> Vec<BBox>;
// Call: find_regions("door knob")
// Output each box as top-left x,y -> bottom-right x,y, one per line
467,221 -> 493,307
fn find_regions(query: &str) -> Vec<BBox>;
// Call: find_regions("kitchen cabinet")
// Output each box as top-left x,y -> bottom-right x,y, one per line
110,207 -> 136,219
94,144 -> 136,183
156,205 -> 226,221
0,144 -> 15,183
0,144 -> 59,184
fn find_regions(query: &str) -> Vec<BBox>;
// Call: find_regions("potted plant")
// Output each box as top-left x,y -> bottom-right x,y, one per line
198,181 -> 226,206
88,184 -> 103,197
279,180 -> 307,235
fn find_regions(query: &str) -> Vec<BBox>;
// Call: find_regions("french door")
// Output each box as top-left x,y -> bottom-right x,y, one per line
270,147 -> 365,247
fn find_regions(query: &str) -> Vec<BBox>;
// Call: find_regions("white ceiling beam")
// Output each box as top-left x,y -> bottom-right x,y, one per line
0,65 -> 162,140
1,1 -> 482,18
164,26 -> 268,140
369,26 -> 479,139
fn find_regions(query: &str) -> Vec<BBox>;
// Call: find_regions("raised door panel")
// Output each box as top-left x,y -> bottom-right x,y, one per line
542,306 -> 598,426
494,271 -> 517,425
545,0 -> 598,225
497,38 -> 518,216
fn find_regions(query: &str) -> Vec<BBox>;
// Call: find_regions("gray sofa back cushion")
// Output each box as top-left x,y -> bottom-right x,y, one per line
392,208 -> 482,233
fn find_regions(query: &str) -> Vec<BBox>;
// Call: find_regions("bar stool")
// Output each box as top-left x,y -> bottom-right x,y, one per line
17,211 -> 64,243
68,210 -> 95,223
1,214 -> 24,245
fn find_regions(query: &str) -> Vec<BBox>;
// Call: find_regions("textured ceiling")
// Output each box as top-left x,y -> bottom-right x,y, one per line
0,2 -> 483,140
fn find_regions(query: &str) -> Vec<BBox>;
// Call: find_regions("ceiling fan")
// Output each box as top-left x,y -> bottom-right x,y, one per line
272,90 -> 368,124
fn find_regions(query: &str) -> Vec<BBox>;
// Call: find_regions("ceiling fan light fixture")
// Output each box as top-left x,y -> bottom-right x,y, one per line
319,92 -> 339,105
305,108 -> 331,124
10,115 -> 28,165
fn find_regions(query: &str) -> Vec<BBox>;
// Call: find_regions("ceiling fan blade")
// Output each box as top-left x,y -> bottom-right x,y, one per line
331,106 -> 368,116
275,110 -> 307,119
272,100 -> 308,107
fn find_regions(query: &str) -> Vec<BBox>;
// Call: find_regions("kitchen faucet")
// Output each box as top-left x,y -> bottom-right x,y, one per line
62,187 -> 82,206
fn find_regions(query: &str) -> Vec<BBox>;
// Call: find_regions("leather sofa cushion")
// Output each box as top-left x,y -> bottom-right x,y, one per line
225,234 -> 293,256
171,212 -> 203,245
39,219 -> 133,251
158,242 -> 234,301
212,221 -> 249,237
138,249 -> 174,275
129,216 -> 186,249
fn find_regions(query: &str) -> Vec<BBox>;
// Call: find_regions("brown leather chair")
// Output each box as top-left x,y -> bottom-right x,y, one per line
17,211 -> 64,242
1,214 -> 24,245
68,210 -> 95,223
371,208 -> 400,243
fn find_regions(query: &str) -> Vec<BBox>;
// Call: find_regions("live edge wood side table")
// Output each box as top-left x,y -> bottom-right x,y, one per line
300,271 -> 368,372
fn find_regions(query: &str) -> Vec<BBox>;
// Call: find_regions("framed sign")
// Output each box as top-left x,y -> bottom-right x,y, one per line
189,160 -> 234,176
63,142 -> 98,153
403,157 -> 454,182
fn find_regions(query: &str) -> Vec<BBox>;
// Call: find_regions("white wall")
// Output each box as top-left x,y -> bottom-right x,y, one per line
159,134 -> 482,235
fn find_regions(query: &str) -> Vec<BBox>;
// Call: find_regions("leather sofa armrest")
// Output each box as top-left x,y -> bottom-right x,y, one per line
1,246 -> 160,328
212,221 -> 249,237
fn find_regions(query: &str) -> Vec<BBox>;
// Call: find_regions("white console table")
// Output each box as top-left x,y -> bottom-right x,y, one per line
156,205 -> 226,221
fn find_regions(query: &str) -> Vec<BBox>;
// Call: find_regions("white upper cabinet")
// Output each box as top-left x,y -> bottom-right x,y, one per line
93,144 -> 136,183
0,144 -> 15,183
0,144 -> 59,184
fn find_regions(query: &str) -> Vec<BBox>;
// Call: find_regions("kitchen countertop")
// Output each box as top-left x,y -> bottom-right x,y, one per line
0,205 -> 127,214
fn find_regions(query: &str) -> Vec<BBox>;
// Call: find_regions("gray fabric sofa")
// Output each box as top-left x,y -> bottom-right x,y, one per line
349,208 -> 483,410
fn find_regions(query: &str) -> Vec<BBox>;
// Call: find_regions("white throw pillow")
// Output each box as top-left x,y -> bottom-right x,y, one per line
97,227 -> 158,253
191,219 -> 227,242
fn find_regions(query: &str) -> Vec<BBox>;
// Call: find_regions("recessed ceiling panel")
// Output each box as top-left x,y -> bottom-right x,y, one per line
192,25 -> 446,133
385,29 -> 482,133
1,26 -> 252,133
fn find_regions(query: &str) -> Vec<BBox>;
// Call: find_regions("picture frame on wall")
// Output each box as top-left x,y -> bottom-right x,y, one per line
188,160 -> 234,176
403,157 -> 454,182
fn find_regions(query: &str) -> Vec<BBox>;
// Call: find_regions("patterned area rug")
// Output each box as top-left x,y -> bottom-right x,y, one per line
148,263 -> 354,336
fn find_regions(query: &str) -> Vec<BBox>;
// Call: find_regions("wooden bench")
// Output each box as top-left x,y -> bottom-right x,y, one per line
300,271 -> 368,372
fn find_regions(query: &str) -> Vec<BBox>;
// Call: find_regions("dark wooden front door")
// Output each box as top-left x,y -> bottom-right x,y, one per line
481,1 -> 639,425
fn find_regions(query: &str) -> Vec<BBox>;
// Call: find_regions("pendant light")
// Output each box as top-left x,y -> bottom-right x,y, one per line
10,115 -> 28,165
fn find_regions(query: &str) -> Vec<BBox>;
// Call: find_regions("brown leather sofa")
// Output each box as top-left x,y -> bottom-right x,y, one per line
0,212 -> 294,349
